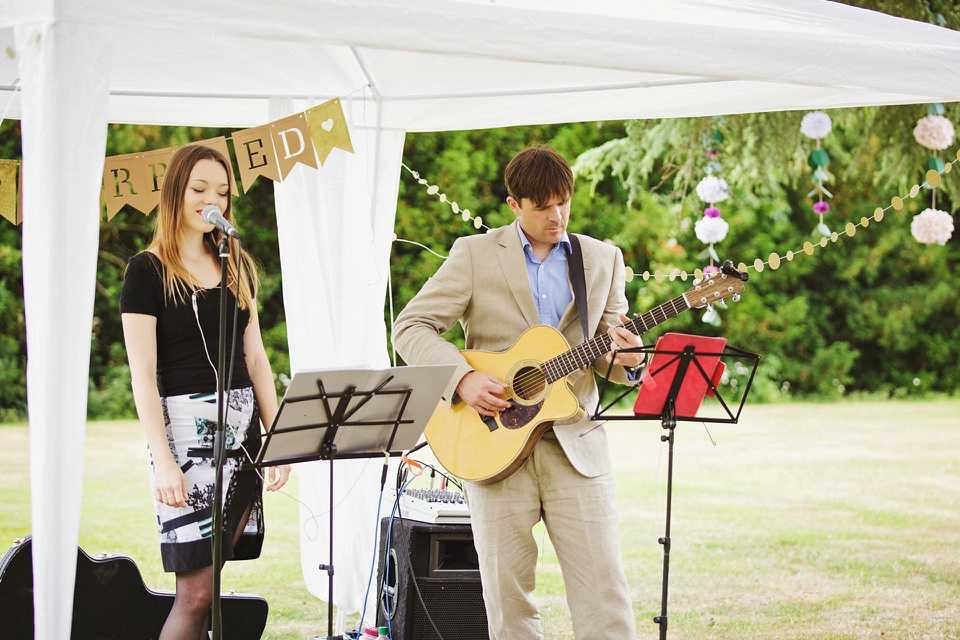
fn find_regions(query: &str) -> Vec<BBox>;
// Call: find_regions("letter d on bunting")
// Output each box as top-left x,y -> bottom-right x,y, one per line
269,112 -> 318,180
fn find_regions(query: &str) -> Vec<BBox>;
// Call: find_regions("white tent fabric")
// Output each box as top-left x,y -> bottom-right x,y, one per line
270,95 -> 405,620
5,0 -> 960,130
4,0 -> 960,636
14,18 -> 113,640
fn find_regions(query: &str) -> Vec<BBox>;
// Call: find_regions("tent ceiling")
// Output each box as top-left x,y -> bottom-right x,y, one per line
2,0 -> 960,130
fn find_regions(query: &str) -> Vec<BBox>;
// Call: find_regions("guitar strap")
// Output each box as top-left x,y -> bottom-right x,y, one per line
568,234 -> 590,342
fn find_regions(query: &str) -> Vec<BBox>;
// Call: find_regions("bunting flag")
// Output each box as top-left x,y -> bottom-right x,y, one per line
305,98 -> 354,165
14,160 -> 23,224
195,136 -> 240,197
270,112 -> 318,180
5,95 -> 358,224
0,159 -> 18,225
102,152 -> 155,219
16,159 -> 21,225
232,125 -> 281,193
140,146 -> 177,203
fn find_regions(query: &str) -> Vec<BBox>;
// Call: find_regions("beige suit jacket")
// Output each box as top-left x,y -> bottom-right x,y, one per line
393,221 -> 632,478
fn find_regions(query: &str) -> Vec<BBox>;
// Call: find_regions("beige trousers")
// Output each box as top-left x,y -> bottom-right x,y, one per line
464,434 -> 635,640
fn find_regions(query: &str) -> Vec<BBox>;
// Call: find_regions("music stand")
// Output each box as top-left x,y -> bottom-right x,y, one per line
594,332 -> 760,640
245,364 -> 456,640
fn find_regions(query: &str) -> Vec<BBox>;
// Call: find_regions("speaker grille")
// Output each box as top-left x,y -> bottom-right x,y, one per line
377,519 -> 489,640
411,580 -> 488,640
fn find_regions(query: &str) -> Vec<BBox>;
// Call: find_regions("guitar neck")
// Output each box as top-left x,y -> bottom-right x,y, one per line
542,293 -> 690,382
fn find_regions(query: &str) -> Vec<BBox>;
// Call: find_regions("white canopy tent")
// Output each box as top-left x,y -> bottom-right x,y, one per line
2,0 -> 960,636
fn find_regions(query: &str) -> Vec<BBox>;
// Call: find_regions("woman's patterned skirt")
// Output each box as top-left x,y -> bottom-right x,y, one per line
150,387 -> 264,573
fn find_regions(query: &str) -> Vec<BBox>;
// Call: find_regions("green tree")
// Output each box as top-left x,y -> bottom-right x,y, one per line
2,0 -> 959,419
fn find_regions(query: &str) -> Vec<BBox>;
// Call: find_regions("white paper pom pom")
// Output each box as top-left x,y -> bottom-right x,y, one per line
910,208 -> 954,245
694,215 -> 729,244
695,176 -> 730,204
800,111 -> 832,139
913,115 -> 955,151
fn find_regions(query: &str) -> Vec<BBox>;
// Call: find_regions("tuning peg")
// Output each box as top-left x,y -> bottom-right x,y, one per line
732,293 -> 741,302
720,260 -> 750,282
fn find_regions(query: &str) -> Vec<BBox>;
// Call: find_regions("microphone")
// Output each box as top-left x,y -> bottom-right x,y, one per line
201,205 -> 240,239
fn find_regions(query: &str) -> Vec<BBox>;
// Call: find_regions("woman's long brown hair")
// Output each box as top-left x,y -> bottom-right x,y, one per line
147,144 -> 259,310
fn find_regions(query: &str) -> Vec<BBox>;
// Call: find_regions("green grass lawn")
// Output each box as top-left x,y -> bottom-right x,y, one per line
2,400 -> 959,639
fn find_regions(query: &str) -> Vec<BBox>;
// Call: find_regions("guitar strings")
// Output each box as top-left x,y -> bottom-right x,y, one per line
495,284 -> 731,399
513,325 -> 631,391
508,298 -> 689,397
510,323 -> 629,395
509,331 -> 618,397
510,288 -> 707,395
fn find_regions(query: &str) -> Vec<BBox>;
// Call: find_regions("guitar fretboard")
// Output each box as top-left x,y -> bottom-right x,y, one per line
541,293 -> 690,382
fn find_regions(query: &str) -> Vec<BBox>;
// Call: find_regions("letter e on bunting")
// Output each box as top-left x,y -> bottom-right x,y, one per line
102,153 -> 154,219
195,136 -> 240,196
305,98 -> 354,165
232,126 -> 280,193
270,113 -> 318,180
0,160 -> 19,225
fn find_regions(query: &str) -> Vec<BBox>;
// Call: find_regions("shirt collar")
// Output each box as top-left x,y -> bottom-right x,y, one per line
516,221 -> 571,255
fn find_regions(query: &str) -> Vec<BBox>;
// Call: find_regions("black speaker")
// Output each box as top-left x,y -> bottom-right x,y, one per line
376,518 -> 489,640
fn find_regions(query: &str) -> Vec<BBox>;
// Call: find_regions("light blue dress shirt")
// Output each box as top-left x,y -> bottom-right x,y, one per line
517,223 -> 573,329
517,223 -> 640,380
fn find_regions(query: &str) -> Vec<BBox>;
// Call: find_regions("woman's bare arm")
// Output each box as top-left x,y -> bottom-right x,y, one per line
243,301 -> 290,491
122,312 -> 187,507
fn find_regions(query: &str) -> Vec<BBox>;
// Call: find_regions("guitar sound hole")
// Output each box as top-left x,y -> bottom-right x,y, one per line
512,365 -> 546,401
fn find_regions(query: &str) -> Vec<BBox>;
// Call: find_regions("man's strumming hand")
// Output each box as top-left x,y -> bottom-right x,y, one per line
456,371 -> 512,417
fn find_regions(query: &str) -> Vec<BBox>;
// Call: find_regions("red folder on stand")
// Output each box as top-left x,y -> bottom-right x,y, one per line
633,333 -> 727,419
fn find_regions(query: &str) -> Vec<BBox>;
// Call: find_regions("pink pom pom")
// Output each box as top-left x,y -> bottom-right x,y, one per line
704,206 -> 721,218
703,265 -> 721,277
813,201 -> 830,215
705,150 -> 718,158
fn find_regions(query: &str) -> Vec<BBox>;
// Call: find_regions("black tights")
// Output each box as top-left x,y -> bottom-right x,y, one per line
159,504 -> 253,640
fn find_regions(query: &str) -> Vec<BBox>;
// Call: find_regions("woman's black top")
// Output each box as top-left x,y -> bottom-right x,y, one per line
119,251 -> 252,397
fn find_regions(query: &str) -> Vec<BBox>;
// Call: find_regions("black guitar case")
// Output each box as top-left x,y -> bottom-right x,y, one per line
0,536 -> 268,639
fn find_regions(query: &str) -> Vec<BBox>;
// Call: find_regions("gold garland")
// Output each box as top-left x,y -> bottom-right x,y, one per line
401,149 -> 957,281
401,163 -> 487,230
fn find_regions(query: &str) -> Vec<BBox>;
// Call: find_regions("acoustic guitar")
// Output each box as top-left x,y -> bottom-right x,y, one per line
424,260 -> 748,484
0,535 -> 268,639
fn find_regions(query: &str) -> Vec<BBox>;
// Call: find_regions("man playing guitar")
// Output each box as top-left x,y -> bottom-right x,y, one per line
394,144 -> 643,639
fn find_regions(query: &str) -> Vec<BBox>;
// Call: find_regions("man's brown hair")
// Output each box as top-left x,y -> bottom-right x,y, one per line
504,144 -> 574,208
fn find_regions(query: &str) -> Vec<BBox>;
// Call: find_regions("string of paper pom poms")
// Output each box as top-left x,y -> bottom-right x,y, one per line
911,104 -> 955,245
801,111 -> 834,237
691,123 -> 731,325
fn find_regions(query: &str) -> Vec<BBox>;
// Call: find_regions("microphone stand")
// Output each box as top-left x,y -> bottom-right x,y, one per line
211,233 -> 231,640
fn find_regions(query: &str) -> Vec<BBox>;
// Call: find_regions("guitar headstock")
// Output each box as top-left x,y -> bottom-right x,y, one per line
682,260 -> 748,309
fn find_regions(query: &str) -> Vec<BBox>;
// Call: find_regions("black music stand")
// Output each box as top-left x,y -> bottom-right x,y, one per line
245,365 -> 455,640
594,333 -> 760,640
